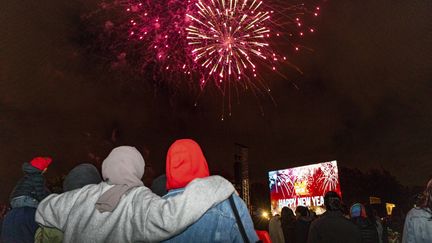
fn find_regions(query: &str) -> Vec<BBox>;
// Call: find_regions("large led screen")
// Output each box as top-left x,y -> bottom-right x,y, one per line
269,161 -> 341,215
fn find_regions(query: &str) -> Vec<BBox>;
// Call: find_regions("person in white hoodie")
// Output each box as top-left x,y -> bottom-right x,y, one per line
35,146 -> 235,243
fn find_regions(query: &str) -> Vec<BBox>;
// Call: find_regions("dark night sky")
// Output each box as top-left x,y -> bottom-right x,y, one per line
1,0 -> 432,201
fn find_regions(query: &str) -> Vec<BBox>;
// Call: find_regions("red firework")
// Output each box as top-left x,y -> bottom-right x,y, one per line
82,0 -> 323,116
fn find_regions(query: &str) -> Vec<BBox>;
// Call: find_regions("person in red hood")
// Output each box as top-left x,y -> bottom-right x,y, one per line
166,139 -> 210,190
163,139 -> 259,243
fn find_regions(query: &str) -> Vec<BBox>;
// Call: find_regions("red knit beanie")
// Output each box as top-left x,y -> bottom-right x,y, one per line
30,157 -> 53,171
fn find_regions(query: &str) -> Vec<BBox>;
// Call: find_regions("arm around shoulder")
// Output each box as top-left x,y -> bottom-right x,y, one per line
139,175 -> 235,242
35,191 -> 78,231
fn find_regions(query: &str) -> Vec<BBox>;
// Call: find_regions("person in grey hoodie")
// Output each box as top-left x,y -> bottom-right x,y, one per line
35,146 -> 235,243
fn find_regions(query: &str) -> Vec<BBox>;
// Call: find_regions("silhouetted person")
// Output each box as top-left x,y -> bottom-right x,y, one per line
281,207 -> 296,243
308,191 -> 361,243
350,203 -> 379,243
365,204 -> 387,243
403,178 -> 432,243
295,206 -> 313,243
386,207 -> 405,241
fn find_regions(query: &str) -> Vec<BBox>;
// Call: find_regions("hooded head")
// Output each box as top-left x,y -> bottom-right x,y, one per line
419,178 -> 432,210
95,146 -> 145,212
281,206 -> 295,226
102,146 -> 145,185
63,163 -> 102,192
295,206 -> 309,217
324,191 -> 342,211
30,157 -> 52,171
166,139 -> 210,190
350,203 -> 367,218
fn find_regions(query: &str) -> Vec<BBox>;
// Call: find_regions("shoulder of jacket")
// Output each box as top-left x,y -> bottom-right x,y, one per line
124,186 -> 155,206
30,174 -> 45,182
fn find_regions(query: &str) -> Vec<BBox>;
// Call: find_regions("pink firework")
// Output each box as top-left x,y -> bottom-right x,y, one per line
82,0 -> 324,115
186,0 -> 274,85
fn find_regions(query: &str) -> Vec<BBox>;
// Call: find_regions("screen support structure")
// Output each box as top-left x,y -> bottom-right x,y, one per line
234,143 -> 250,212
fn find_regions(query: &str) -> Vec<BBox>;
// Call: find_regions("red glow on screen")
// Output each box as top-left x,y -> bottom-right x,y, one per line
269,161 -> 341,215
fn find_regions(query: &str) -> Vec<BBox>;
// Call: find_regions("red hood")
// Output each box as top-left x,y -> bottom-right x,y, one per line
166,139 -> 210,190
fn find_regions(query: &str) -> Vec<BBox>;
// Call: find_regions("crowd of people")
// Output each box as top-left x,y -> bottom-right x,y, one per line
269,182 -> 432,243
0,138 -> 431,243
268,192 -> 379,243
266,184 -> 432,243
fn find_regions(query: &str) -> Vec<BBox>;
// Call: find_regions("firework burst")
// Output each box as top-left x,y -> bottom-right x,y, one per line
186,0 -> 275,85
82,0 -> 323,116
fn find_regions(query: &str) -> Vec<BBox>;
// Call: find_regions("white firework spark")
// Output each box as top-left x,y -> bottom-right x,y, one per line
186,0 -> 276,86
316,162 -> 339,192
269,169 -> 295,197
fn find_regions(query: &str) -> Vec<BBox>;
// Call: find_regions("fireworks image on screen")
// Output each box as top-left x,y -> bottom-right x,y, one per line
269,169 -> 295,198
269,161 -> 342,215
316,161 -> 339,193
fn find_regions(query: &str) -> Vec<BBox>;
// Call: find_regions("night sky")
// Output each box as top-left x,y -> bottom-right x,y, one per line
1,0 -> 431,201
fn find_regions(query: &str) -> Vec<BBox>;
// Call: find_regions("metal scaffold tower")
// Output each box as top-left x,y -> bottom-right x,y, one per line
234,143 -> 250,211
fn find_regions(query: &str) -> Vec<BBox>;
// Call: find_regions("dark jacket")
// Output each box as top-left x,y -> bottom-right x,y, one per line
295,217 -> 313,243
308,211 -> 362,243
351,217 -> 379,243
9,163 -> 50,202
282,222 -> 296,243
1,207 -> 38,243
